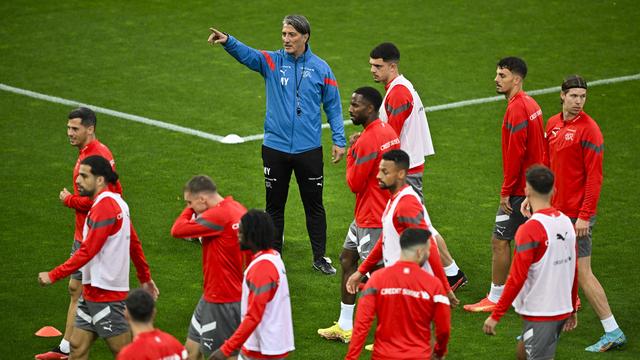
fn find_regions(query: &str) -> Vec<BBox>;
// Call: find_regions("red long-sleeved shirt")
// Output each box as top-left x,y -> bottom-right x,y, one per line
546,111 -> 603,220
220,249 -> 289,359
346,261 -> 451,359
347,119 -> 399,228
63,139 -> 123,242
358,186 -> 451,293
117,329 -> 187,360
49,189 -> 151,302
384,81 -> 424,175
491,208 -> 578,322
501,91 -> 545,196
170,197 -> 245,303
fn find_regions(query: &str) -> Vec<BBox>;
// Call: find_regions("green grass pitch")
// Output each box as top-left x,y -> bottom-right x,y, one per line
1,0 -> 638,358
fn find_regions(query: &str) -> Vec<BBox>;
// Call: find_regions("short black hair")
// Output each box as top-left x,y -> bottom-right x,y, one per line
497,57 -> 528,79
125,289 -> 155,323
283,14 -> 311,42
81,155 -> 119,185
561,75 -> 588,92
353,86 -> 383,111
400,228 -> 431,250
370,42 -> 400,63
184,175 -> 217,194
68,107 -> 97,128
240,209 -> 276,251
382,149 -> 410,171
526,165 -> 554,195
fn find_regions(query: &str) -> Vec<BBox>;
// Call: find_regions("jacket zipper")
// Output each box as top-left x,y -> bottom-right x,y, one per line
289,56 -> 298,153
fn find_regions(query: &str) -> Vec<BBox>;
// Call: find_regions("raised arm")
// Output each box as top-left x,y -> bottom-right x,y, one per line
209,28 -> 273,77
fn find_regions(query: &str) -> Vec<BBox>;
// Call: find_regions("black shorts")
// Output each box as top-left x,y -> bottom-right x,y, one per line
493,196 -> 527,241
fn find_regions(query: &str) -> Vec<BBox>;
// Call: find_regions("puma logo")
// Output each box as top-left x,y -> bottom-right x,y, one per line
102,325 -> 113,332
557,233 -> 566,241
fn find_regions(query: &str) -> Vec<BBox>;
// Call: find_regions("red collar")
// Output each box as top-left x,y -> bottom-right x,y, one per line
561,111 -> 584,124
385,75 -> 400,91
79,139 -> 99,154
390,184 -> 410,200
508,90 -> 525,104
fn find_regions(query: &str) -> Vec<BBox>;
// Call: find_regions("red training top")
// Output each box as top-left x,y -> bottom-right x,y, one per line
220,249 -> 289,359
383,82 -> 424,174
545,111 -> 604,220
50,189 -> 152,302
63,139 -> 123,242
501,91 -> 545,196
116,329 -> 187,360
170,197 -> 246,303
490,208 -> 578,322
346,260 -> 451,359
346,119 -> 400,228
358,186 -> 451,293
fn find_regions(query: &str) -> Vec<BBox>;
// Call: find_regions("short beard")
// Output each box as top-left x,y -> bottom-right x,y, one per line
378,182 -> 396,193
78,188 -> 94,197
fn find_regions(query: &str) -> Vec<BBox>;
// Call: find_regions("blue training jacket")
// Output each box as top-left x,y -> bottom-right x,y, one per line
223,35 -> 346,154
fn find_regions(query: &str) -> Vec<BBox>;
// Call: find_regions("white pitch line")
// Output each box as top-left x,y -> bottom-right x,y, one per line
0,83 -> 225,142
319,72 -> 640,132
2,73 -> 638,144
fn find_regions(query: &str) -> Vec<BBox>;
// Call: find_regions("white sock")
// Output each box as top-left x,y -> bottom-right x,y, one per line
488,283 -> 504,303
444,261 -> 460,277
337,302 -> 355,331
59,339 -> 70,354
601,315 -> 620,333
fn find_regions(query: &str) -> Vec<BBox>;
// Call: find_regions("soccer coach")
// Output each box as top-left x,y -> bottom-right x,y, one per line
208,15 -> 346,275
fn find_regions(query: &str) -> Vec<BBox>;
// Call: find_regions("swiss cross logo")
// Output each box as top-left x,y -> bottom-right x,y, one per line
565,132 -> 574,141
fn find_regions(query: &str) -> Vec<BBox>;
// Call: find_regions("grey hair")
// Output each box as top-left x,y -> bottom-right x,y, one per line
283,14 -> 311,42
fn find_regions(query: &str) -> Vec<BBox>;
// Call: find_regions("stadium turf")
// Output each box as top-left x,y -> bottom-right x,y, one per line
1,0 -> 638,358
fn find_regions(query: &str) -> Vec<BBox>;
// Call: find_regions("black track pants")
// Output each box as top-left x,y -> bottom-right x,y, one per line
262,145 -> 326,261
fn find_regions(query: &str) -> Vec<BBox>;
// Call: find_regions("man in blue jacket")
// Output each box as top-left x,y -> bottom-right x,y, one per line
208,14 -> 346,274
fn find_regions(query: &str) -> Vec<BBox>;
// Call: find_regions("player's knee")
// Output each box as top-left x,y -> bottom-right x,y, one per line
491,238 -> 510,254
69,335 -> 88,357
339,251 -> 357,271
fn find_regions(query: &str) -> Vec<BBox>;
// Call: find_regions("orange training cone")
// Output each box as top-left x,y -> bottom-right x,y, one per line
35,326 -> 62,337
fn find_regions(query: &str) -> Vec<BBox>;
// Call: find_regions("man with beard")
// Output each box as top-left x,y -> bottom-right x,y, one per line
38,155 -> 157,359
317,87 -> 399,343
346,228 -> 451,360
465,57 -> 545,312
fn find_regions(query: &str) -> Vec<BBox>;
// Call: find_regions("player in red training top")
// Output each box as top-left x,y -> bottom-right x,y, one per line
38,155 -> 158,359
346,228 -> 451,360
465,57 -> 545,313
37,107 -> 129,360
542,75 -> 626,352
170,175 -> 246,360
117,289 -> 187,360
484,165 -> 578,360
346,149 -> 458,308
317,87 -> 399,343
369,42 -> 468,291
211,210 -> 294,359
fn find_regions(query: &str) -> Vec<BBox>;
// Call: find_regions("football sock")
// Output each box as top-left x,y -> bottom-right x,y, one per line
444,261 -> 460,277
601,315 -> 620,333
488,283 -> 504,303
338,302 -> 355,331
59,339 -> 70,354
